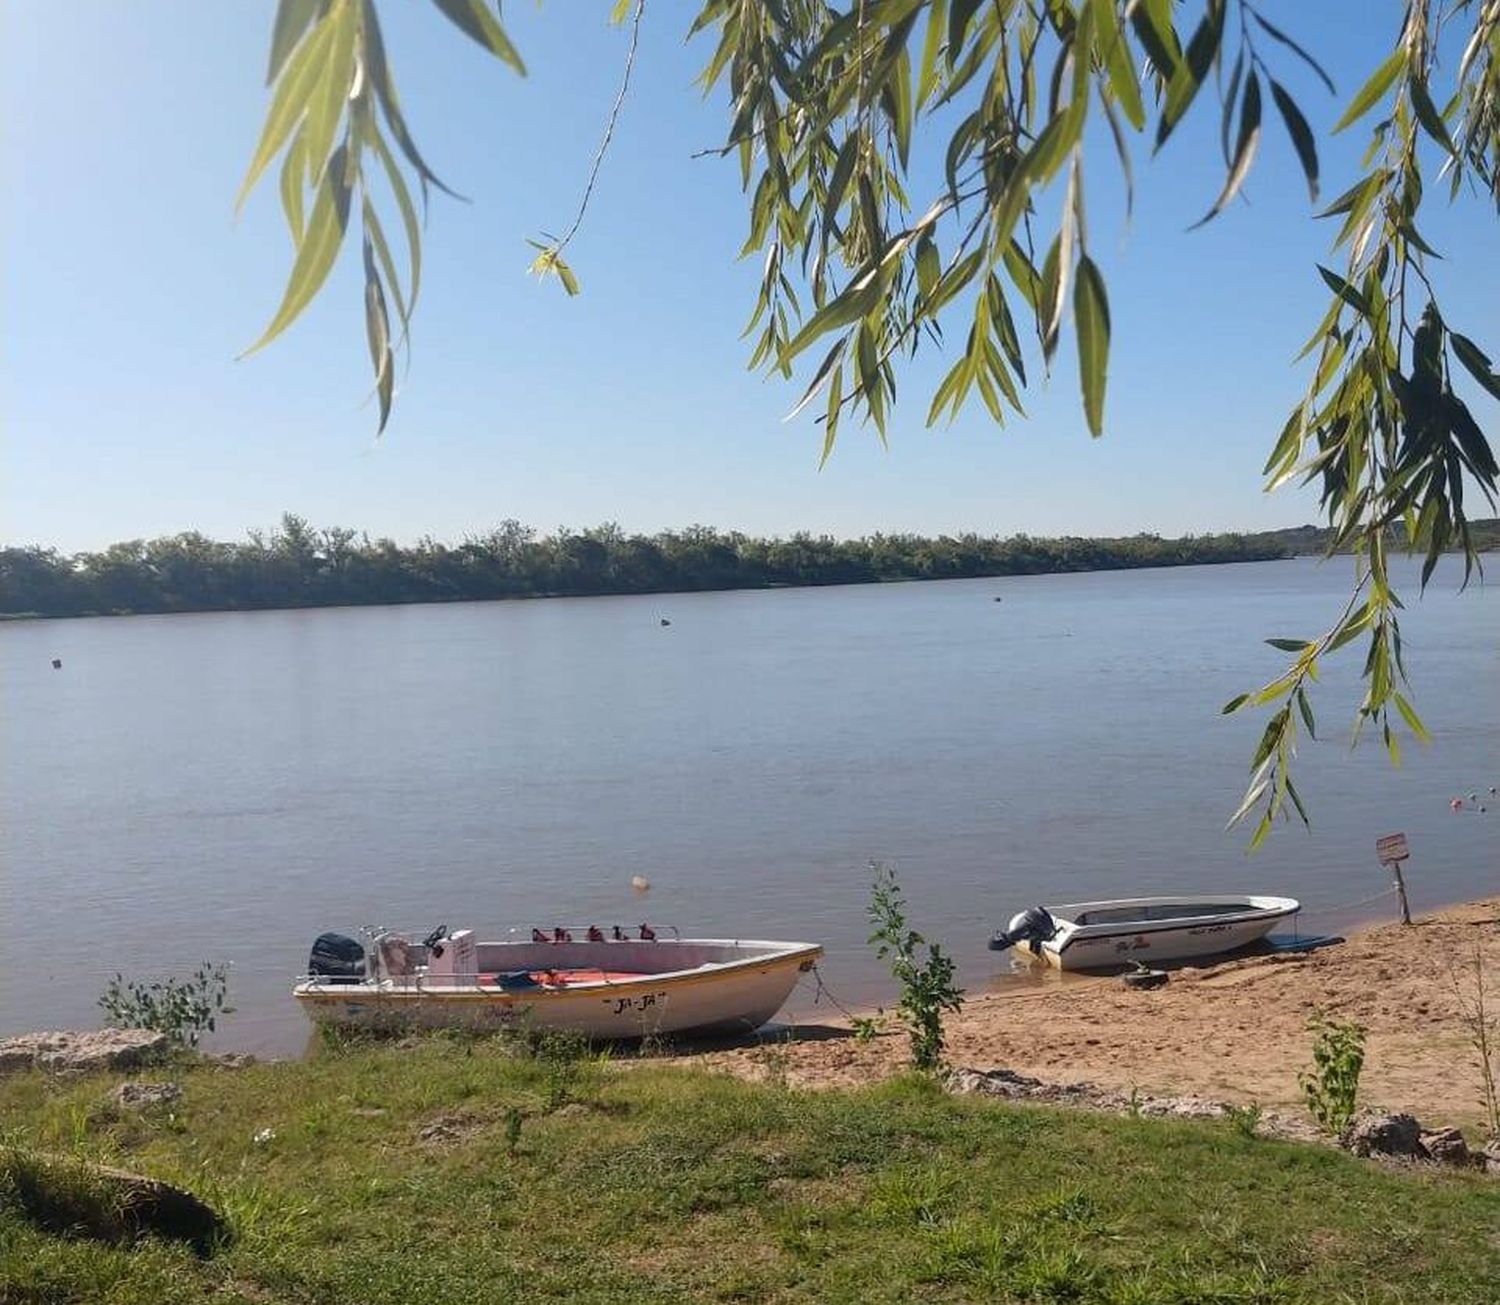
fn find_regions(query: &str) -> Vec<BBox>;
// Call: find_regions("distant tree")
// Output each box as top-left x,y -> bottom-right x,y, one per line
231,2 -> 1499,842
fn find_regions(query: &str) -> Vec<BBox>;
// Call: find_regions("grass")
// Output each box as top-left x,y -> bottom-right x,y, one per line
0,1034 -> 1496,1303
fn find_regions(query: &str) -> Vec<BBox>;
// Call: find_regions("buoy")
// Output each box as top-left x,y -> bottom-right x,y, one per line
993,596 -> 1003,603
630,874 -> 650,894
659,618 -> 671,627
50,658 -> 61,669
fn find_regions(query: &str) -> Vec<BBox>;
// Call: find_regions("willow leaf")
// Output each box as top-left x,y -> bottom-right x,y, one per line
237,13 -> 338,213
370,130 -> 423,318
1074,256 -> 1110,436
267,0 -> 321,85
242,143 -> 353,355
1269,80 -> 1319,203
362,196 -> 410,332
362,231 -> 395,433
1333,48 -> 1403,133
279,130 -> 307,244
1190,72 -> 1261,228
301,2 -> 358,188
1092,0 -> 1144,130
430,0 -> 526,75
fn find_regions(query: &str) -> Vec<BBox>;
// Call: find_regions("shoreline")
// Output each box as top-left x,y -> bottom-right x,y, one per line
673,897 -> 1500,1129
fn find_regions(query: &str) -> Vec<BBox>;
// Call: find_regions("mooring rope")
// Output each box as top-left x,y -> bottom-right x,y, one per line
804,962 -> 868,1024
1295,885 -> 1399,921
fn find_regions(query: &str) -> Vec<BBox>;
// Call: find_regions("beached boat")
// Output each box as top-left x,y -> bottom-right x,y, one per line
987,895 -> 1300,971
293,926 -> 822,1039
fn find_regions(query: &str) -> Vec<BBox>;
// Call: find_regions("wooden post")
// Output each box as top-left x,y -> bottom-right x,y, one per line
1390,862 -> 1412,925
1375,833 -> 1412,925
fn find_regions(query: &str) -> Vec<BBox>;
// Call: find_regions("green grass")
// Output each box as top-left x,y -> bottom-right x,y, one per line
1,1036 -> 1495,1304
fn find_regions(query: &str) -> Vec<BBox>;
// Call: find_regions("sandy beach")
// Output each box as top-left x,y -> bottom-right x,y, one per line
676,898 -> 1500,1129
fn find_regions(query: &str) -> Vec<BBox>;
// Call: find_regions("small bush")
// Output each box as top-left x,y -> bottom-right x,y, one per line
98,963 -> 232,1049
1224,1101 -> 1263,1140
1299,1013 -> 1365,1134
867,863 -> 963,1071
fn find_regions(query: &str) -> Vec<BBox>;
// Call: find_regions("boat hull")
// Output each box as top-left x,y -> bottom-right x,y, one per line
294,939 -> 820,1039
1026,896 -> 1299,971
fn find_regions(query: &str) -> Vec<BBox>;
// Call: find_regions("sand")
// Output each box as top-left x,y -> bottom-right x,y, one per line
673,898 -> 1500,1129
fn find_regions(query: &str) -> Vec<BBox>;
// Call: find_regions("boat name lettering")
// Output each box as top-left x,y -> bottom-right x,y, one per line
611,992 -> 667,1015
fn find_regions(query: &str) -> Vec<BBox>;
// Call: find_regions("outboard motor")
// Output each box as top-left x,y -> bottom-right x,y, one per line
308,932 -> 366,984
987,907 -> 1058,957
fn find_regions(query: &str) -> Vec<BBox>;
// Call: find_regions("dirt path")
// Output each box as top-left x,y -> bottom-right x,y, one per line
673,899 -> 1500,1129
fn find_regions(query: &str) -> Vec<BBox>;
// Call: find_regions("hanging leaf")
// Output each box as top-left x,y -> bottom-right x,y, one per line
1250,13 -> 1336,95
267,0 -> 321,85
1332,48 -> 1403,133
242,143 -> 354,355
1092,0 -> 1144,130
1074,256 -> 1110,436
1450,332 -> 1500,403
1269,80 -> 1319,203
430,0 -> 526,75
237,12 -> 339,213
1155,0 -> 1225,151
362,231 -> 395,433
1189,72 -> 1261,228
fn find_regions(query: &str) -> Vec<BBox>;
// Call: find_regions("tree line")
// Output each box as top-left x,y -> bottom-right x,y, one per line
3,514 -> 1493,620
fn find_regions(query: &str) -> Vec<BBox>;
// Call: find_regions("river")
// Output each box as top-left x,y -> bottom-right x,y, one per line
3,557 -> 1496,1055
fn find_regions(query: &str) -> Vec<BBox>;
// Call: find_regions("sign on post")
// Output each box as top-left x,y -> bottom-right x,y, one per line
1375,832 -> 1412,925
1376,832 -> 1410,864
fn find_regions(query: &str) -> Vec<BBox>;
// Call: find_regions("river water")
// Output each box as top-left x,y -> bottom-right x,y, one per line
3,558 -> 1496,1055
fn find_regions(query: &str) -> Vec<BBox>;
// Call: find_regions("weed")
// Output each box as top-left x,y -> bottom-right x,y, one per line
850,1011 -> 883,1043
503,1106 -> 523,1155
1448,942 -> 1499,1138
1225,1100 -> 1264,1140
1299,1013 -> 1366,1135
867,862 -> 964,1071
98,963 -> 232,1049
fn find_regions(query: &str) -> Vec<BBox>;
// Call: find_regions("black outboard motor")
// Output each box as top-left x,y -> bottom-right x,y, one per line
308,932 -> 366,984
987,907 -> 1058,957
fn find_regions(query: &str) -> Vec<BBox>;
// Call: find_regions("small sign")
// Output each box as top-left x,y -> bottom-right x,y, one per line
1376,832 -> 1410,864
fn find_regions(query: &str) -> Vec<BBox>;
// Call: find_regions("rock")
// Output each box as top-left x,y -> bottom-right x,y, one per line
1477,1138 -> 1500,1174
111,1081 -> 182,1110
1341,1111 -> 1427,1159
1134,1095 -> 1227,1120
1,1149 -> 226,1254
0,1030 -> 170,1076
209,1053 -> 256,1070
1419,1126 -> 1471,1166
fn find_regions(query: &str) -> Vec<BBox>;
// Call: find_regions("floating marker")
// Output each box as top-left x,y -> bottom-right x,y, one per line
50,658 -> 61,670
630,875 -> 650,894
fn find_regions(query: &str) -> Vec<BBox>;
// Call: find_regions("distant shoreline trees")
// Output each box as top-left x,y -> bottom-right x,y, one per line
6,513 -> 1492,621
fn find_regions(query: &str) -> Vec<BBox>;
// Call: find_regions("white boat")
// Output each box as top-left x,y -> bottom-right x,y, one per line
988,895 -> 1300,971
293,925 -> 822,1039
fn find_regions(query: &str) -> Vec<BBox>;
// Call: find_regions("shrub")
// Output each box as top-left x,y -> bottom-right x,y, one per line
1299,1013 -> 1365,1135
98,962 -> 232,1049
867,863 -> 963,1071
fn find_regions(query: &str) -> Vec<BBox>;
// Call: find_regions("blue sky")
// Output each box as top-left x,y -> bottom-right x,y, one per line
3,3 -> 1496,551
